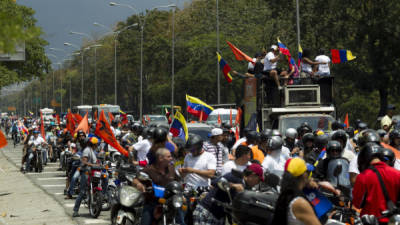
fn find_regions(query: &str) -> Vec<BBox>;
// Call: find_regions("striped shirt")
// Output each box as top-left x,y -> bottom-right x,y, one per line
203,141 -> 226,174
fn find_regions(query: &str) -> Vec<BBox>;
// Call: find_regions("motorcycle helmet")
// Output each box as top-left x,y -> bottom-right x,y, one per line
362,130 -> 381,145
77,130 -> 86,138
33,130 -> 40,134
186,134 -> 203,153
147,127 -> 156,139
302,132 -> 314,144
246,130 -> 258,144
153,127 -> 168,143
243,127 -> 251,138
331,120 -> 344,131
326,140 -> 343,159
358,122 -> 368,131
271,129 -> 281,137
357,142 -> 382,172
285,128 -> 297,140
376,129 -> 387,138
267,136 -> 283,151
172,137 -> 186,150
111,120 -> 118,127
345,127 -> 355,138
314,134 -> 329,150
381,148 -> 395,167
297,122 -> 312,136
331,130 -> 348,147
260,130 -> 271,143
389,129 -> 400,142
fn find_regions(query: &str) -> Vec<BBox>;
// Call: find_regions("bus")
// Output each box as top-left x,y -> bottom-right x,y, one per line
92,104 -> 120,122
72,105 -> 93,123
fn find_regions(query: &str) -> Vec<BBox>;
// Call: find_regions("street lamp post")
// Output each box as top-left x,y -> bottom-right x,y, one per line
296,0 -> 301,56
64,42 -> 84,105
47,52 -> 60,106
216,0 -> 220,104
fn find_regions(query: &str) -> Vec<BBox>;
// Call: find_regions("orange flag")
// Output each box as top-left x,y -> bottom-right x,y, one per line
199,110 -> 203,122
229,108 -> 233,127
0,130 -> 8,149
74,112 -> 89,134
94,110 -> 98,121
56,114 -> 60,125
344,113 -> 349,128
218,113 -> 222,125
95,110 -> 129,157
108,112 -> 115,122
226,41 -> 254,64
40,112 -> 45,139
66,112 -> 76,134
235,107 -> 242,126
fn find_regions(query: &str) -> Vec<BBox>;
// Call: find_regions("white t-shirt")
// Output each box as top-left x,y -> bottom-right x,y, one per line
301,62 -> 312,73
248,58 -> 256,71
221,160 -> 248,175
263,52 -> 277,71
133,139 -> 151,161
183,151 -> 217,189
342,149 -> 356,163
262,153 -> 287,177
282,146 -> 291,160
349,154 -> 359,174
315,55 -> 331,75
28,136 -> 46,146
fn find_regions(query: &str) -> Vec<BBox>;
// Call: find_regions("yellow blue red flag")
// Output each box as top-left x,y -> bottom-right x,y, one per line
216,52 -> 233,83
169,111 -> 188,141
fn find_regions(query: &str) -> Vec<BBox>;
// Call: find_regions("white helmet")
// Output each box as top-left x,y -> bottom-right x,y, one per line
285,128 -> 298,139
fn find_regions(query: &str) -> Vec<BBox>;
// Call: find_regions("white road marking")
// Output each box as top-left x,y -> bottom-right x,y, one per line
26,171 -> 65,174
54,192 -> 63,195
38,177 -> 66,180
43,184 -> 65,187
84,219 -> 111,224
64,203 -> 75,207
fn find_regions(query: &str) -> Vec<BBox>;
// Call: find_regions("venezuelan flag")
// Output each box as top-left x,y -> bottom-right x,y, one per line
277,38 -> 291,57
298,44 -> 303,67
216,52 -> 233,83
186,94 -> 214,120
169,111 -> 188,141
330,49 -> 356,64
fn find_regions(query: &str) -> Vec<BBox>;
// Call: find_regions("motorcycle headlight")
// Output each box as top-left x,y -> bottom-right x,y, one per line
119,186 -> 142,207
172,195 -> 183,208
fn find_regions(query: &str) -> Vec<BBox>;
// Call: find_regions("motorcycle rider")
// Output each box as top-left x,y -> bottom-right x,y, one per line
221,145 -> 251,175
246,130 -> 265,164
273,157 -> 322,225
20,128 -> 33,172
72,137 -> 100,217
262,136 -> 289,177
330,129 -> 356,162
132,148 -> 179,225
203,128 -> 228,175
25,130 -> 47,173
284,128 -> 300,156
193,163 -> 264,225
301,132 -> 315,157
179,134 -> 216,191
353,143 -> 400,224
304,134 -> 328,166
313,140 -> 344,180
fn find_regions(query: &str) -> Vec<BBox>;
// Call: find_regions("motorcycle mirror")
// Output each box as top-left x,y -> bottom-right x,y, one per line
361,214 -> 379,225
217,177 -> 230,193
137,172 -> 150,181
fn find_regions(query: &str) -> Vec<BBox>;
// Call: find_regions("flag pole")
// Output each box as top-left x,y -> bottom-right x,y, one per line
296,0 -> 301,57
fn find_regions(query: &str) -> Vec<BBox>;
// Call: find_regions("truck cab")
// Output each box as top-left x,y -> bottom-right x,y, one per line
245,76 -> 336,134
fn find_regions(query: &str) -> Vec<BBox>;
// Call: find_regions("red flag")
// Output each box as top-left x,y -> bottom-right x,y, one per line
121,113 -> 128,125
226,41 -> 254,64
95,110 -> 129,157
108,112 -> 115,122
66,112 -> 76,134
344,113 -> 349,128
73,114 -> 83,124
0,130 -> 7,149
229,108 -> 233,127
74,112 -> 89,134
56,114 -> 60,125
40,112 -> 45,139
94,110 -> 98,121
235,107 -> 242,126
218,113 -> 222,125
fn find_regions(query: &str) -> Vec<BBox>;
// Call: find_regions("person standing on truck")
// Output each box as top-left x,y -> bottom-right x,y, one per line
262,45 -> 289,90
381,104 -> 397,132
314,49 -> 331,77
300,48 -> 325,80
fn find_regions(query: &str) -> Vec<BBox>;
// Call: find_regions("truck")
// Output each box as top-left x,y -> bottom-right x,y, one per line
92,104 -> 120,123
72,105 -> 93,123
40,108 -> 55,125
243,76 -> 336,135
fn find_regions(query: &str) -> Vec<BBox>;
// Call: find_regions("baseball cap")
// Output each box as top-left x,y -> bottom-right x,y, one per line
271,45 -> 278,51
210,128 -> 223,137
284,157 -> 313,177
247,163 -> 264,181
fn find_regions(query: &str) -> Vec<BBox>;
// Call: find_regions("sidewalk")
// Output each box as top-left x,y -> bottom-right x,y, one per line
0,146 -> 77,225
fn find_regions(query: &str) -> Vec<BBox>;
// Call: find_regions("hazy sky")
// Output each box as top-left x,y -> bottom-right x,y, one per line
17,0 -> 189,66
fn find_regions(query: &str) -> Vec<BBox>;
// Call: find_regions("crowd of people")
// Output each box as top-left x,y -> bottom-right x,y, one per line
1,105 -> 400,225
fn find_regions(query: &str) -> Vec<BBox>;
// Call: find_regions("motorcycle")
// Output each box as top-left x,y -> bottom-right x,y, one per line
13,131 -> 20,147
110,164 -> 144,225
85,165 -> 105,218
31,145 -> 44,173
49,136 -> 59,162
184,186 -> 209,225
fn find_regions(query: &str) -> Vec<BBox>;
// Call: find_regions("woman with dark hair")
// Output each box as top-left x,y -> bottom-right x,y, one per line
273,158 -> 321,225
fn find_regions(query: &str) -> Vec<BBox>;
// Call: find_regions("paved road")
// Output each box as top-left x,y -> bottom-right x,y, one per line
1,140 -> 111,225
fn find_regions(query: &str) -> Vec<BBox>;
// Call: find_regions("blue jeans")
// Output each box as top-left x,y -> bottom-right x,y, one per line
140,202 -> 156,225
25,150 -> 33,171
73,172 -> 87,212
68,170 -> 80,196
